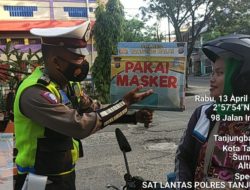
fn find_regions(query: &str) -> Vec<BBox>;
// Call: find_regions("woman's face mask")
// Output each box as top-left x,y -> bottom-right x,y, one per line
57,56 -> 89,82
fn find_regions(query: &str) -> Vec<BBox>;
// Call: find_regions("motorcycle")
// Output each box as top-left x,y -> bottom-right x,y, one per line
106,128 -> 163,190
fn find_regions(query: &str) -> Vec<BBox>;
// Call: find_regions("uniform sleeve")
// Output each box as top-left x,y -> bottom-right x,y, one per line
113,113 -> 137,124
174,106 -> 202,188
78,95 -> 137,124
19,86 -> 126,139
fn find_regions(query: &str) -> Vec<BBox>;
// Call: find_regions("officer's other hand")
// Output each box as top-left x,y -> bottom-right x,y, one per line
136,109 -> 153,124
123,85 -> 153,106
79,94 -> 92,109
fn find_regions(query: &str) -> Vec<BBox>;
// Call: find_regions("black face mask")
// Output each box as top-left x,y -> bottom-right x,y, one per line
57,56 -> 89,82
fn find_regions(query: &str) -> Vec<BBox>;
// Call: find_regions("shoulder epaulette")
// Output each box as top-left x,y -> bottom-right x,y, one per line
37,74 -> 51,86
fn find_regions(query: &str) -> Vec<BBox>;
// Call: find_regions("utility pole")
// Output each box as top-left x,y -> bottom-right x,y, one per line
86,0 -> 89,19
85,0 -> 93,67
49,0 -> 54,20
168,16 -> 171,42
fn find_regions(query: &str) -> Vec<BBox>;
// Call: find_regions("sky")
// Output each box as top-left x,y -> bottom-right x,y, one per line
120,0 -> 146,18
119,0 -> 170,35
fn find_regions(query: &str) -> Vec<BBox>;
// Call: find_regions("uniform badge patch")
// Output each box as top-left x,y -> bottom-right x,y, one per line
41,92 -> 58,104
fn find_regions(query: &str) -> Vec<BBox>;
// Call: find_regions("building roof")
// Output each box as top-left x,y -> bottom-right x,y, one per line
0,20 -> 95,32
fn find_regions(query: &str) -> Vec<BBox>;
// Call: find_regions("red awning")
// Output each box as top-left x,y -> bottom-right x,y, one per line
0,20 -> 95,32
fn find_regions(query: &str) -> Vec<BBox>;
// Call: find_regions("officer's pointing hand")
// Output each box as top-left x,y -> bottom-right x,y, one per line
123,85 -> 153,106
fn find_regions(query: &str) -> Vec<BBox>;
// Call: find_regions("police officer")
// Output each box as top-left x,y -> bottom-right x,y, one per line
14,20 -> 153,190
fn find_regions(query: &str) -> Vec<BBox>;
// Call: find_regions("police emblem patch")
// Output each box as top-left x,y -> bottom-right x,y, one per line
41,92 -> 58,104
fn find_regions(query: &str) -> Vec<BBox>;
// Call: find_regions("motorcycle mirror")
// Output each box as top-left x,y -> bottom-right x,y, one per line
115,128 -> 132,153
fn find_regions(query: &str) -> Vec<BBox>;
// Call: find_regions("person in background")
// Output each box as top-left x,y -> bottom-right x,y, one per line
173,34 -> 250,190
14,20 -> 153,190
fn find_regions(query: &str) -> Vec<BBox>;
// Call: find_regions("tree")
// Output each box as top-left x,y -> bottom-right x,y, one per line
0,43 -> 43,89
143,21 -> 165,42
203,0 -> 250,42
0,42 -> 18,87
0,44 -> 43,112
9,48 -> 26,89
141,0 -> 222,59
92,0 -> 124,103
123,18 -> 145,42
123,17 -> 164,42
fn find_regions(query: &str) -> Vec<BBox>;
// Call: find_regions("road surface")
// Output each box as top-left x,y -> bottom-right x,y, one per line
76,76 -> 210,190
